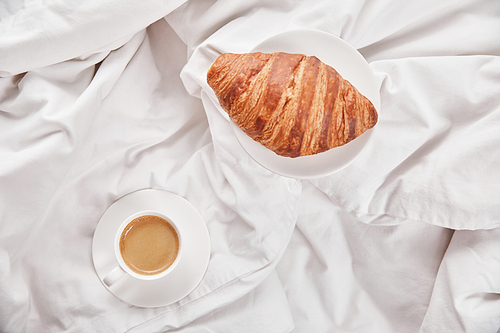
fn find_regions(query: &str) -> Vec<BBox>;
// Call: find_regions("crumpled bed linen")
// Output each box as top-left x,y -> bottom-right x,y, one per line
1,0 -> 499,332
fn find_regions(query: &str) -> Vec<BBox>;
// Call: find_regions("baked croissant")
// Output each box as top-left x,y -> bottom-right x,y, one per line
207,52 -> 378,157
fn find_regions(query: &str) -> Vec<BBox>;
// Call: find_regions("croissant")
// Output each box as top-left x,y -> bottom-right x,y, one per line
207,52 -> 378,158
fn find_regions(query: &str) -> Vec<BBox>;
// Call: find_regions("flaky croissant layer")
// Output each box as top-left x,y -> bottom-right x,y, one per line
207,52 -> 378,157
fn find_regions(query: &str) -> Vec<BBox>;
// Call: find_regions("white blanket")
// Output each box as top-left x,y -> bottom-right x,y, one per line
1,0 -> 499,332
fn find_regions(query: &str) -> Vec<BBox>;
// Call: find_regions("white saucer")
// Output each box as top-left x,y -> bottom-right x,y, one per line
92,189 -> 210,307
229,29 -> 380,179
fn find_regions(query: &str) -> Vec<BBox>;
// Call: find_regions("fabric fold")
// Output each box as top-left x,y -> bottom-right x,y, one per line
1,0 -> 500,331
312,55 -> 500,230
419,229 -> 500,332
0,0 -> 188,75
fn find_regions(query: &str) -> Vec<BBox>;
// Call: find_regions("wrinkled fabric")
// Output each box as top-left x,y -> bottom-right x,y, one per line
1,0 -> 500,332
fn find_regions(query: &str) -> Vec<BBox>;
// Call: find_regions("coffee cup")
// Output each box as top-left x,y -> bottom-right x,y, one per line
103,210 -> 183,287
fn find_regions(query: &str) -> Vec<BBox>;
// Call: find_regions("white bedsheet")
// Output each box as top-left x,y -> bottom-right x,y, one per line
1,0 -> 499,332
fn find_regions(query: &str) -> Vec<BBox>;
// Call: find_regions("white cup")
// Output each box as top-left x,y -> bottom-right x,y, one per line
103,210 -> 183,287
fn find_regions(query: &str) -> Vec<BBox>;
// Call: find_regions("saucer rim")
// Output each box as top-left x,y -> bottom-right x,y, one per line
91,188 -> 210,307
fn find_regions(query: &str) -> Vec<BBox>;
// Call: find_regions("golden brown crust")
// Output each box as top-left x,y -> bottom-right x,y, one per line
207,52 -> 378,157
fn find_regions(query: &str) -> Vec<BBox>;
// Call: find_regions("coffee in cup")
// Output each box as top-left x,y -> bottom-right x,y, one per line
103,211 -> 182,287
119,215 -> 179,276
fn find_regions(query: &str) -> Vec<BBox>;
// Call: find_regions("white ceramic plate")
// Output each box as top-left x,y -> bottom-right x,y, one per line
229,29 -> 380,179
92,189 -> 210,307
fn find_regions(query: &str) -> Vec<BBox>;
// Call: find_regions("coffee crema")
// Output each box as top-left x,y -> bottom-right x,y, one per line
119,215 -> 179,276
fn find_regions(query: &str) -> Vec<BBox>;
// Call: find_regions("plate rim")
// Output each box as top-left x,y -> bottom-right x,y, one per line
228,29 -> 380,179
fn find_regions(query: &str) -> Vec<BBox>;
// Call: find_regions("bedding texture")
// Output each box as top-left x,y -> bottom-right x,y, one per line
1,0 -> 499,332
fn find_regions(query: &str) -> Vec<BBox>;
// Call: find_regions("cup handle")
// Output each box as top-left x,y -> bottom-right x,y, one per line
103,266 -> 126,287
